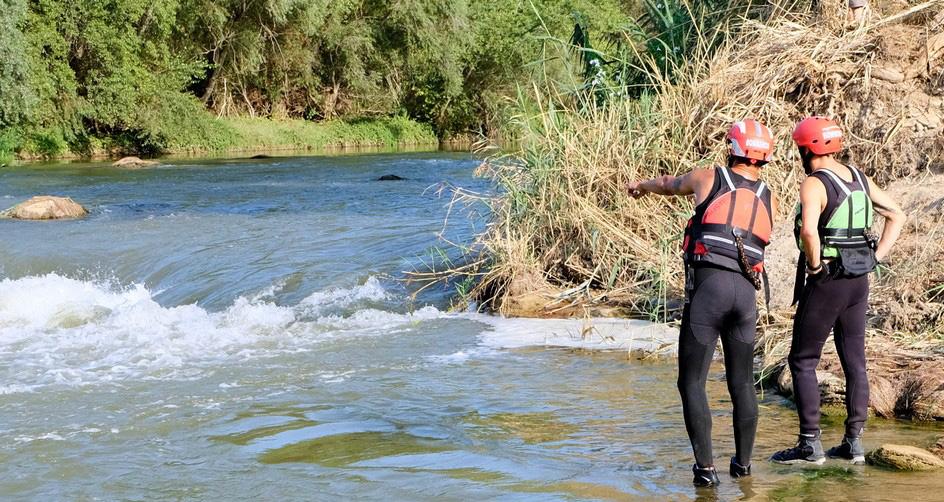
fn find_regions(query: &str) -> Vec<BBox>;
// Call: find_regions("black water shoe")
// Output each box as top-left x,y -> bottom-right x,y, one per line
826,436 -> 866,465
692,464 -> 721,487
770,432 -> 825,465
729,456 -> 751,477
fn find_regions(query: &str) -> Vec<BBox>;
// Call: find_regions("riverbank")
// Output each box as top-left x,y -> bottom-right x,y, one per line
2,116 -> 442,162
443,4 -> 944,422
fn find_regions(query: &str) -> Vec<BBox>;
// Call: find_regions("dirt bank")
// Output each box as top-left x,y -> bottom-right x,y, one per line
479,2 -> 944,420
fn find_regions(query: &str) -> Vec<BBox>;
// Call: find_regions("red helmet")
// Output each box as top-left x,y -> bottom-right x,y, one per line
727,119 -> 774,164
792,116 -> 844,155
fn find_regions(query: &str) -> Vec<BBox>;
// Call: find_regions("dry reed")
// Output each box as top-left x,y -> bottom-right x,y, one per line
450,1 -> 944,320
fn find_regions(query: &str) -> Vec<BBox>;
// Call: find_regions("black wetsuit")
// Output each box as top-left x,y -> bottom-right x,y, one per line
789,273 -> 869,437
677,167 -> 770,469
678,264 -> 759,468
789,167 -> 873,438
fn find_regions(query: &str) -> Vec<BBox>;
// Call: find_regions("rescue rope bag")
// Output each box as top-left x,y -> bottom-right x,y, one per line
683,166 -> 773,294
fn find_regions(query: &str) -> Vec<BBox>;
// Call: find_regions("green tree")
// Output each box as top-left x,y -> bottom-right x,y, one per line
23,0 -> 212,154
0,0 -> 34,127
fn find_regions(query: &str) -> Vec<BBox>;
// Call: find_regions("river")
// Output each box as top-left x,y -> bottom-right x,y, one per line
1,152 -> 942,501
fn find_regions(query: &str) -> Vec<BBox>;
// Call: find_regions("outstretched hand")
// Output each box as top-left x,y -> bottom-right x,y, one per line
626,181 -> 647,199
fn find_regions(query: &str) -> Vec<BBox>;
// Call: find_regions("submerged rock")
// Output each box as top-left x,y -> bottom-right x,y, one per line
377,174 -> 406,181
866,444 -> 944,471
1,196 -> 88,220
112,156 -> 159,168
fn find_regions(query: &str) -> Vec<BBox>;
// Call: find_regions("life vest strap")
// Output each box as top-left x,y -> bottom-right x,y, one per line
823,238 -> 870,249
821,227 -> 868,238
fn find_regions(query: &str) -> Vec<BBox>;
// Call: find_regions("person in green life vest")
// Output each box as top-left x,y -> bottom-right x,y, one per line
771,117 -> 905,465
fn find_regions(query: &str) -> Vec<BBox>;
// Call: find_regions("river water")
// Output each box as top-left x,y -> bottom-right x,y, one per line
1,153 -> 942,501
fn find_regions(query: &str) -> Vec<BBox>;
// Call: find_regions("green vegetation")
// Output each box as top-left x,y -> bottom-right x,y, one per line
221,116 -> 437,152
0,0 -> 643,159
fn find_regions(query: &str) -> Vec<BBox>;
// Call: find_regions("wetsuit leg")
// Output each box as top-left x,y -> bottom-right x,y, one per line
788,274 -> 843,435
720,276 -> 758,466
678,293 -> 721,467
833,275 -> 870,437
678,266 -> 754,467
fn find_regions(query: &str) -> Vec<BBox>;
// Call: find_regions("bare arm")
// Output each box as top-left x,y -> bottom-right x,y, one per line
866,177 -> 905,262
799,177 -> 827,268
626,169 -> 713,201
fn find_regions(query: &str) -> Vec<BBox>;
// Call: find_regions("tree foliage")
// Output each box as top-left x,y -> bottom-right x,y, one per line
0,0 -> 34,127
2,0 -> 636,156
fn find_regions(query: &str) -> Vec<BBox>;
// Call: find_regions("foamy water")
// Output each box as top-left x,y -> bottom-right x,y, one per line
0,274 -> 444,390
0,273 -> 674,392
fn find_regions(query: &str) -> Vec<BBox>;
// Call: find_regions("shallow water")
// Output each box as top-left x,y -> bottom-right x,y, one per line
1,153 -> 942,501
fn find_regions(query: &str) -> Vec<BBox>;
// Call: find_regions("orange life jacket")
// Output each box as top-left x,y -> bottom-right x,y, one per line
682,166 -> 773,275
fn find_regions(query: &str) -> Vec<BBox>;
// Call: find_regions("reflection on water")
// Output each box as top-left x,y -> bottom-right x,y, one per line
0,154 -> 942,501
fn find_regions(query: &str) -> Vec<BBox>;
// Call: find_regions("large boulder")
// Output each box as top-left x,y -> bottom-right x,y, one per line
112,156 -> 159,168
776,367 -> 846,405
866,444 -> 944,471
1,196 -> 88,220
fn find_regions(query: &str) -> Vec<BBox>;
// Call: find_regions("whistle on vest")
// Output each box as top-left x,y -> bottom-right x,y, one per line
864,229 -> 879,251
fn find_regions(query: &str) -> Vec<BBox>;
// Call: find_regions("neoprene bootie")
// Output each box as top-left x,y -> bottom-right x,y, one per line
770,431 -> 825,465
826,436 -> 865,465
729,457 -> 751,477
692,464 -> 721,487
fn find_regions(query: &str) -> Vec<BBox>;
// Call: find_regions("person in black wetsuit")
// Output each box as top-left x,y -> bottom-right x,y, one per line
771,117 -> 904,465
627,120 -> 778,487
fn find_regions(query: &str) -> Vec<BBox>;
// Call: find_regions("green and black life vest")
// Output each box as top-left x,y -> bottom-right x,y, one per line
792,165 -> 876,303
794,165 -> 874,258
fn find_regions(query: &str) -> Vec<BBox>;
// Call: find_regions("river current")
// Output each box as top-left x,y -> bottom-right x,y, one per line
1,153 -> 941,501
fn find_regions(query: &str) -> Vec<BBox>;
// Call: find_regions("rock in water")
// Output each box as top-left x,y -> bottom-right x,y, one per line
1,196 -> 88,220
377,174 -> 406,181
930,436 -> 944,458
866,444 -> 944,471
112,156 -> 159,168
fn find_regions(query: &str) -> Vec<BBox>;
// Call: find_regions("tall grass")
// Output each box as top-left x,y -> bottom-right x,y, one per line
440,1 -> 941,319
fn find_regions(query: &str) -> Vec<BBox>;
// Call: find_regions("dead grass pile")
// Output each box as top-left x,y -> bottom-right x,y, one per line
459,1 -> 944,319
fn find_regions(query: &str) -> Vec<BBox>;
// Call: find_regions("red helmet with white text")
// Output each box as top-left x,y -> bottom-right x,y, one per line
727,119 -> 774,164
792,116 -> 844,155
